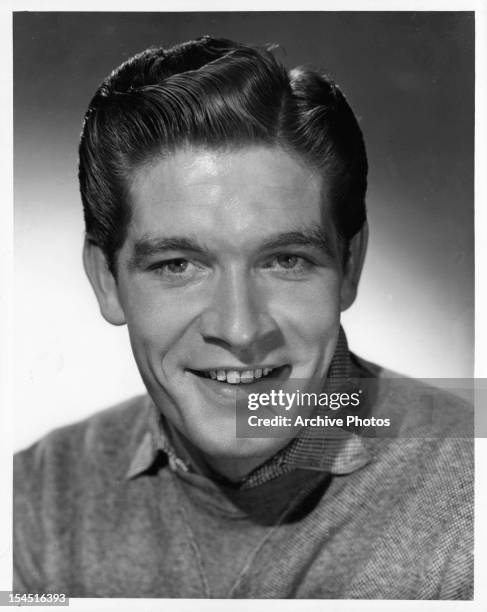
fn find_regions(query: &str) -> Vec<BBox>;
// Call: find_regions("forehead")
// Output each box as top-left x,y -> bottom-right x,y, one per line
126,146 -> 330,248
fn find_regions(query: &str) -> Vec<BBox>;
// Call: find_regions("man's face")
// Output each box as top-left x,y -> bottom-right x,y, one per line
94,146 -> 358,478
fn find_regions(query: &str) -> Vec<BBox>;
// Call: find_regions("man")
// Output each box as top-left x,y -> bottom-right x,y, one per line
13,36 -> 473,599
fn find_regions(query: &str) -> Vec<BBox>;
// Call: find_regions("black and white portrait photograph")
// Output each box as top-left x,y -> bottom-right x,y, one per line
4,3 -> 486,609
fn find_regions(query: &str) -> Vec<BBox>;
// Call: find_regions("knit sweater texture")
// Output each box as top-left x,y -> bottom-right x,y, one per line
13,358 -> 473,599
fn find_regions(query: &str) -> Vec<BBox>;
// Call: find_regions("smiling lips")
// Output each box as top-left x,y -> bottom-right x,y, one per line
196,367 -> 277,384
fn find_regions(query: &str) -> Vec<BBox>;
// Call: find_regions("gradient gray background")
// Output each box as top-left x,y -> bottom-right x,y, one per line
14,12 -> 474,450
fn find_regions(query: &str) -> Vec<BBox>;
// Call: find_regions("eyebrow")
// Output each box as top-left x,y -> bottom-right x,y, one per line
127,236 -> 210,270
262,228 -> 336,259
127,226 -> 336,270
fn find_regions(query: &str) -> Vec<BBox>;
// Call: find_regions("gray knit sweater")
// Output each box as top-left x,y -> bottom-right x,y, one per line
13,364 -> 473,599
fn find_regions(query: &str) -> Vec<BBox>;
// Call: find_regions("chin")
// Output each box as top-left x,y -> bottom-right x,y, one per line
185,419 -> 287,462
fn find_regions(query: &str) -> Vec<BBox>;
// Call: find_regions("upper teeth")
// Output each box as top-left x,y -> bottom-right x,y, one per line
205,368 -> 274,384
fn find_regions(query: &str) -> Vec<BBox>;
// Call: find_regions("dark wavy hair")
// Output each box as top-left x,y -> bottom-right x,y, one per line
78,36 -> 368,273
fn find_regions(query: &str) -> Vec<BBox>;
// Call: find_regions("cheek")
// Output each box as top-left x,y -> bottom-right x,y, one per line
120,285 -> 199,355
268,275 -> 342,340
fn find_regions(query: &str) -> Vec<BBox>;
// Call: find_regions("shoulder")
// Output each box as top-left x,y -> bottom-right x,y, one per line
13,396 -> 153,592
351,353 -> 473,438
14,394 -> 150,487
350,353 -> 473,507
351,356 -> 473,597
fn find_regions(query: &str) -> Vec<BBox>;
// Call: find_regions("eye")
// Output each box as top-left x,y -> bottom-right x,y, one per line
146,257 -> 209,287
149,258 -> 193,276
267,254 -> 313,270
261,253 -> 315,278
162,259 -> 189,274
275,254 -> 301,269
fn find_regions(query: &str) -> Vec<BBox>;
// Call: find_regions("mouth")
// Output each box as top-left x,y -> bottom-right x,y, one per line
187,365 -> 289,385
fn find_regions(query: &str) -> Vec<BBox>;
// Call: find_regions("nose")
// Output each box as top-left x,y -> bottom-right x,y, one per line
198,268 -> 274,352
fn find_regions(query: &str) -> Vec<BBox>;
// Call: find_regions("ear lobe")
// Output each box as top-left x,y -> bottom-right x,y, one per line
82,238 -> 126,326
340,222 -> 368,312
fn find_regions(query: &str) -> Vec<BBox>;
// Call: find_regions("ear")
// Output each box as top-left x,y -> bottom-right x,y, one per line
340,222 -> 368,312
82,238 -> 126,326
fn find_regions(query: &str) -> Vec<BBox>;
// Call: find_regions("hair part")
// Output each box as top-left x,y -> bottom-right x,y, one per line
79,36 -> 367,274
